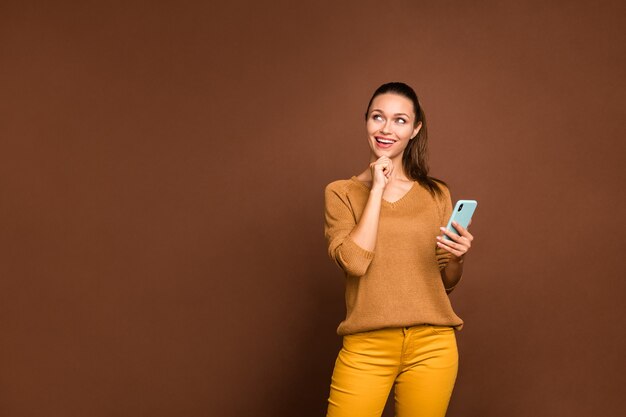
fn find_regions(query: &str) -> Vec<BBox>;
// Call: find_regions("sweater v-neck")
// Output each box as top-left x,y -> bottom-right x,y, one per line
350,176 -> 418,208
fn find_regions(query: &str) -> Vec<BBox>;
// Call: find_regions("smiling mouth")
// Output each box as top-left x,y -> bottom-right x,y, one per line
375,137 -> 397,144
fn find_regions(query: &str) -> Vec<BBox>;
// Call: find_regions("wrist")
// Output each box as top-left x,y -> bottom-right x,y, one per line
370,185 -> 385,196
449,254 -> 465,265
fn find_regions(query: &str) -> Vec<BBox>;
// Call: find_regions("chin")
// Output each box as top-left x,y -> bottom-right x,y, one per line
371,147 -> 396,157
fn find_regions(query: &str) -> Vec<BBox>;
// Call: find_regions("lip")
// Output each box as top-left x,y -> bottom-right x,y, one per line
374,136 -> 397,149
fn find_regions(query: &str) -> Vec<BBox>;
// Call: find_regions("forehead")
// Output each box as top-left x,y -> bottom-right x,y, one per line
369,93 -> 414,115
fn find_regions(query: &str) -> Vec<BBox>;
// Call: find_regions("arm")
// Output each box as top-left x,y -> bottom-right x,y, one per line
324,184 -> 377,277
440,250 -> 464,292
347,186 -> 383,252
437,221 -> 474,292
324,157 -> 392,276
350,156 -> 393,251
434,185 -> 474,293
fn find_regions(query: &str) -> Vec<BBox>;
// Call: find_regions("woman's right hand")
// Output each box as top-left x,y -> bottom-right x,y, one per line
369,156 -> 393,192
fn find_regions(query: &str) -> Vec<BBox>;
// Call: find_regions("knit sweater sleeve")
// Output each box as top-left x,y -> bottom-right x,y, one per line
435,183 -> 453,271
324,182 -> 374,277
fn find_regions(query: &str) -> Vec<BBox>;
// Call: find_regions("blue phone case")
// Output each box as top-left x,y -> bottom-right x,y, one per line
443,200 -> 478,240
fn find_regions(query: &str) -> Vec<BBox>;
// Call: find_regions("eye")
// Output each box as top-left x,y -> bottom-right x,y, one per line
396,118 -> 406,125
372,114 -> 383,121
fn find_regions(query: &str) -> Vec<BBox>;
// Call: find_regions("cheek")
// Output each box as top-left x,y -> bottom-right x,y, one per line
398,125 -> 414,138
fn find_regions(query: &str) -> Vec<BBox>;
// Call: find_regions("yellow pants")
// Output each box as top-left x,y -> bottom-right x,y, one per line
326,325 -> 458,417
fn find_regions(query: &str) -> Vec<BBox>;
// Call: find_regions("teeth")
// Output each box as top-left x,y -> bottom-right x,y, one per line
377,138 -> 395,144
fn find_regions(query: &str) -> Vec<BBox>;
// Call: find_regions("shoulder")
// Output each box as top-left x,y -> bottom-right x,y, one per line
431,177 -> 449,191
325,178 -> 361,196
431,178 -> 451,201
427,178 -> 452,219
324,178 -> 368,212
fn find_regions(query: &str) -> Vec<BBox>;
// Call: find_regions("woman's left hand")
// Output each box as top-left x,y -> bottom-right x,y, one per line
436,221 -> 474,261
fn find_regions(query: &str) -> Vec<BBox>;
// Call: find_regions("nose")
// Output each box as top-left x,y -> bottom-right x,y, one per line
380,120 -> 392,134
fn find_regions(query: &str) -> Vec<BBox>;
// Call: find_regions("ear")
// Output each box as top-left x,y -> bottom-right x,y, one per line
411,121 -> 422,140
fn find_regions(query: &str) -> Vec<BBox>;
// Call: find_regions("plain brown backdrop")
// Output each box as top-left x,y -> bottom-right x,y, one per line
1,1 -> 625,416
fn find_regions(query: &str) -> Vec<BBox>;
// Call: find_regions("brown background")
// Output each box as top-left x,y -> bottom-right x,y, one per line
1,1 -> 625,416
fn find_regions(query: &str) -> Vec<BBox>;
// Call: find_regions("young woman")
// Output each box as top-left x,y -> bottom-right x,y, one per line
324,82 -> 475,417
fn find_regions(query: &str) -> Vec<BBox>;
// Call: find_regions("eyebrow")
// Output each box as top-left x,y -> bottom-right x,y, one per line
370,108 -> 411,118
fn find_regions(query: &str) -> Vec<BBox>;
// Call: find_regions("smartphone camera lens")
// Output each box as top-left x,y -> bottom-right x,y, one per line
458,203 -> 464,211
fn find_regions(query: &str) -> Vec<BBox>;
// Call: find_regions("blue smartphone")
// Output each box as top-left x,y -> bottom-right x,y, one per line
443,200 -> 478,240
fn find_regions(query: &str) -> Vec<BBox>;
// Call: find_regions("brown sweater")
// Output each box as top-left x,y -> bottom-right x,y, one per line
324,176 -> 464,335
